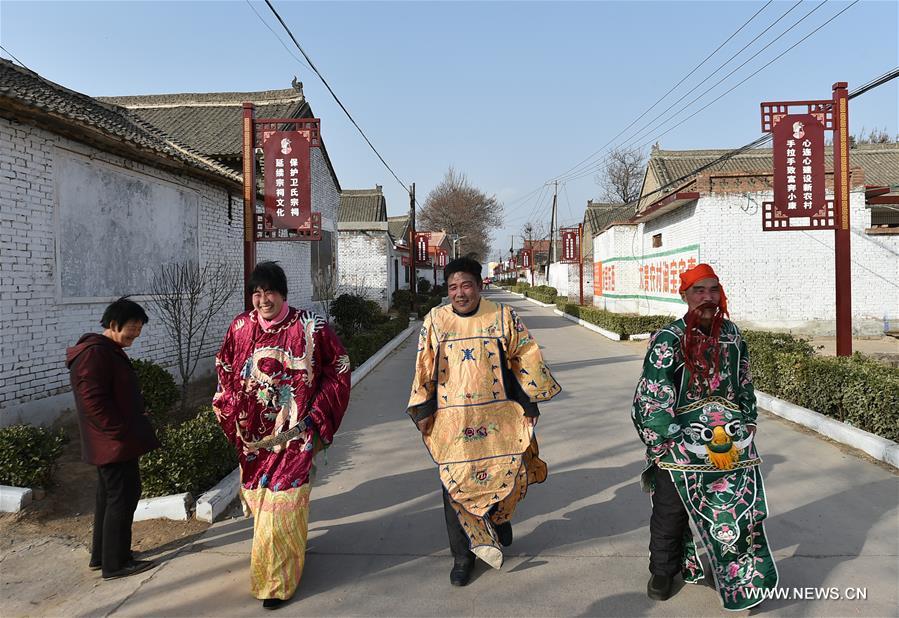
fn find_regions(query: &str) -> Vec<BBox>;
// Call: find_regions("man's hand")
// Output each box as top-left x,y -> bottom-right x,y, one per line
416,415 -> 435,436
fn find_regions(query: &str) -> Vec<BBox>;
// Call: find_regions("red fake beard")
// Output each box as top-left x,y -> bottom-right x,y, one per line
683,303 -> 725,391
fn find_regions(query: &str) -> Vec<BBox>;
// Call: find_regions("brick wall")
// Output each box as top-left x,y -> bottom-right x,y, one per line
0,118 -> 339,425
337,229 -> 391,308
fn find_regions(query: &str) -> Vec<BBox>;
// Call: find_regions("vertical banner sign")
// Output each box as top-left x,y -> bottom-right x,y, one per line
760,102 -> 834,231
560,228 -> 579,263
521,249 -> 532,269
263,131 -> 312,230
415,233 -> 430,263
401,255 -> 411,266
437,249 -> 448,268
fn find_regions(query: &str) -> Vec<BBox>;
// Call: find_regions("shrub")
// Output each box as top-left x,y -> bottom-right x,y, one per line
556,301 -> 672,338
139,407 -> 238,498
417,277 -> 432,294
345,314 -> 411,368
417,295 -> 443,319
132,358 -> 179,425
331,293 -> 385,339
0,424 -> 67,488
743,330 -> 899,441
431,283 -> 447,297
391,289 -> 412,310
525,285 -> 558,303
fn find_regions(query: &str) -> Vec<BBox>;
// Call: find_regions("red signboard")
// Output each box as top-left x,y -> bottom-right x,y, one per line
415,233 -> 430,263
402,255 -> 411,266
520,248 -> 532,269
263,131 -> 312,230
437,249 -> 448,268
560,228 -> 579,263
760,103 -> 835,231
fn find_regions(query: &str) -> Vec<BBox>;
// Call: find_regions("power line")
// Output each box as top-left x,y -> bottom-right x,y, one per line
848,67 -> 899,100
549,1 -> 776,184
262,0 -> 410,193
245,0 -> 315,75
557,0 -> 830,184
553,0 -> 780,180
0,44 -> 32,72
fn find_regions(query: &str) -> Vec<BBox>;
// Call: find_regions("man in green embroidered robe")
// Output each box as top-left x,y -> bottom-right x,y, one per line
631,263 -> 778,611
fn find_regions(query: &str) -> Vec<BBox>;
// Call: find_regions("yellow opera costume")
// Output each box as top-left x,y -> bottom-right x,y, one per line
408,299 -> 560,568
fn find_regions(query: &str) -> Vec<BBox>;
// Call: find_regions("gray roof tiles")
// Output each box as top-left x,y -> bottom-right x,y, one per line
339,188 -> 388,223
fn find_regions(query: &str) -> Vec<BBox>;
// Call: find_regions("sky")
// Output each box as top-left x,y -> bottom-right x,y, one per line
2,1 -> 897,262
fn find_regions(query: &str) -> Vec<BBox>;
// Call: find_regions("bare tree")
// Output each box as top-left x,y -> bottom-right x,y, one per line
522,221 -> 545,243
149,261 -> 239,410
313,268 -> 340,322
420,167 -> 503,261
595,146 -> 646,204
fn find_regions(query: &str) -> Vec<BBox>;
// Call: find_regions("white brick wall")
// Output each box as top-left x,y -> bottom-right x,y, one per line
590,187 -> 898,335
337,229 -> 391,308
0,118 -> 339,425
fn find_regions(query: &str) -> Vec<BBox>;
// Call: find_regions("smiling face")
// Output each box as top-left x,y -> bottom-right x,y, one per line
681,277 -> 721,325
252,287 -> 286,320
447,271 -> 482,314
104,319 -> 144,348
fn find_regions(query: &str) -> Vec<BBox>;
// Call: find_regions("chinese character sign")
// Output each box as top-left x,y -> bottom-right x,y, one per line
415,233 -> 430,263
263,131 -> 311,229
521,249 -> 532,269
593,244 -> 699,303
774,114 -> 826,216
560,228 -> 579,262
638,256 -> 697,295
437,249 -> 448,268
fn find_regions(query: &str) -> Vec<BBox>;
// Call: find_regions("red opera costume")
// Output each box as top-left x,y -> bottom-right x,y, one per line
213,306 -> 351,600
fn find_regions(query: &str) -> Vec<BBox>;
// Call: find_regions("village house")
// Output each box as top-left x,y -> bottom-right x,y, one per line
0,60 -> 341,426
591,143 -> 899,335
337,185 -> 404,309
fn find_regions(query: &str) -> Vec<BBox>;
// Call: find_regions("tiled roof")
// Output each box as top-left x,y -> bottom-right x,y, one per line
387,215 -> 410,243
0,59 -> 241,185
584,201 -> 635,243
99,88 -> 306,158
338,187 -> 387,223
644,143 -> 899,204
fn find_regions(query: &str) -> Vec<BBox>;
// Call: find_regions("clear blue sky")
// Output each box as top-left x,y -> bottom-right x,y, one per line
2,1 -> 897,261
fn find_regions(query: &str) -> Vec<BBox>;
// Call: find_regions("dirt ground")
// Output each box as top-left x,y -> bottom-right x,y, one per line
0,375 -> 220,557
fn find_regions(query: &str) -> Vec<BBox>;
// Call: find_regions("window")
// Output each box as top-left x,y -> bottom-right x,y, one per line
652,233 -> 662,248
311,230 -> 336,300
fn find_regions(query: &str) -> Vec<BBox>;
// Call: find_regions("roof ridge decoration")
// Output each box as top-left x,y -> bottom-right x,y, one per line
98,87 -> 305,109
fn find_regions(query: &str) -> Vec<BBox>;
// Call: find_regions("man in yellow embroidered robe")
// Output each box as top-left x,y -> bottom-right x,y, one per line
408,257 -> 560,586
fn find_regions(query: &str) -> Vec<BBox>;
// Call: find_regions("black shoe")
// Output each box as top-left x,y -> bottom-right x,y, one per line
90,552 -> 134,571
102,559 -> 155,580
450,557 -> 474,587
647,574 -> 673,600
262,598 -> 286,610
495,521 -> 513,547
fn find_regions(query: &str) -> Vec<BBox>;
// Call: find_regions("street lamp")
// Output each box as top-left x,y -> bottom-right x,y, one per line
451,235 -> 467,259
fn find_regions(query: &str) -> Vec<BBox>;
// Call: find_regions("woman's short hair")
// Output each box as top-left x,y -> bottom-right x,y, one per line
247,261 -> 289,298
100,296 -> 149,329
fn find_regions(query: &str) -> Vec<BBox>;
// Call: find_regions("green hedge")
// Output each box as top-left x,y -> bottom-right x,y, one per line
331,293 -> 385,339
525,285 -> 558,303
345,314 -> 411,369
743,330 -> 899,441
133,358 -> 179,425
556,301 -> 672,338
417,296 -> 443,319
0,424 -> 68,488
139,407 -> 238,498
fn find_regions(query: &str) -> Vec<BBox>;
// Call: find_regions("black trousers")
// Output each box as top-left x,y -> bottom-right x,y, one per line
91,459 -> 142,573
648,467 -> 691,577
443,488 -> 475,561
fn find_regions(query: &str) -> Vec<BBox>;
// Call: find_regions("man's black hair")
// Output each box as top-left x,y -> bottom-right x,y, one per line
247,261 -> 289,298
444,257 -> 483,285
101,296 -> 149,329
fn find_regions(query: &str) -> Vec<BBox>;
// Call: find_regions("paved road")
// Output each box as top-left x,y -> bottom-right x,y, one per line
3,290 -> 897,617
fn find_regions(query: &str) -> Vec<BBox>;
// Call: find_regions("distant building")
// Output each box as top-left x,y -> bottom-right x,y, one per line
591,143 -> 899,335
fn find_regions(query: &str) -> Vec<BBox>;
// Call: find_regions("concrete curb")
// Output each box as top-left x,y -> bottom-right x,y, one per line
553,309 -> 623,341
195,468 -> 240,523
134,492 -> 193,522
0,486 -> 32,512
757,390 -> 899,469
188,320 -> 420,523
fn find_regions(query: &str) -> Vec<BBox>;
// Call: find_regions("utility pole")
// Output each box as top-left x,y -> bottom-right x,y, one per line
832,82 -> 852,356
548,181 -> 558,276
408,183 -> 416,312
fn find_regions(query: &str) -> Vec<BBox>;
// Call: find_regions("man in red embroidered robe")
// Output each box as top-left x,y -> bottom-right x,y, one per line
213,262 -> 351,610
